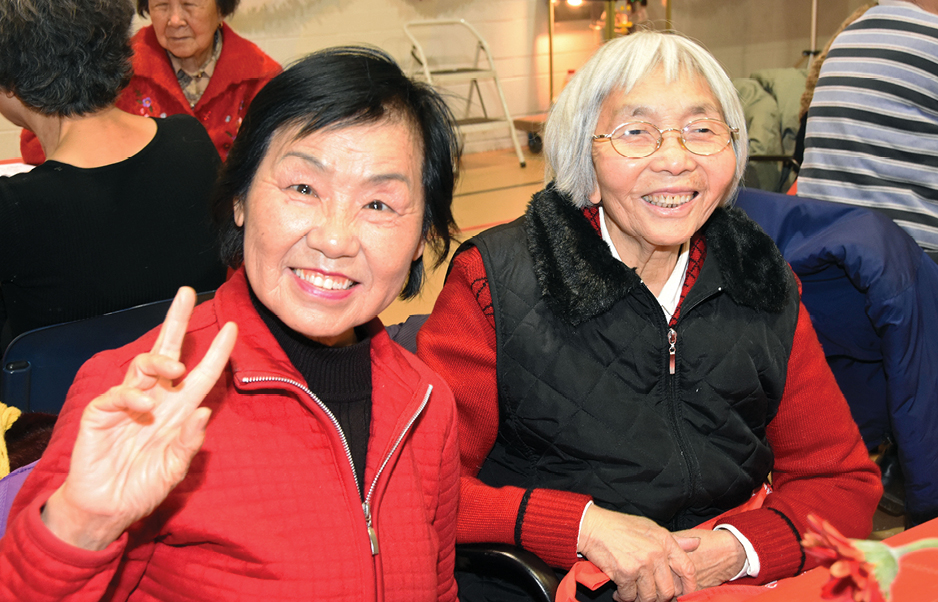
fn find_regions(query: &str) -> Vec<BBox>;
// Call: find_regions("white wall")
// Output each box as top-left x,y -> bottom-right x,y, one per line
0,0 -> 872,159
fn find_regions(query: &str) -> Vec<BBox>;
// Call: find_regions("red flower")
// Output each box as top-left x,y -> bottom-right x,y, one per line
802,515 -> 887,602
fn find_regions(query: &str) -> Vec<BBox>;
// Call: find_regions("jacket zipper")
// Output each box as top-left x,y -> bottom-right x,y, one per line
239,375 -> 432,556
362,384 -> 433,554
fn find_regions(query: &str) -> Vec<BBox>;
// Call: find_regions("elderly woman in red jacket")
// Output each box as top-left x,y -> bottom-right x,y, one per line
0,47 -> 461,602
20,0 -> 280,163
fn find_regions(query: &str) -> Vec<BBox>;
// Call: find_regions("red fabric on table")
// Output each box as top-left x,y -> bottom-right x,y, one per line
708,519 -> 938,602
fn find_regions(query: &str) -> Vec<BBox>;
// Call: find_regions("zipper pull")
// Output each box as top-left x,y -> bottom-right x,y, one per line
668,328 -> 677,375
363,501 -> 379,555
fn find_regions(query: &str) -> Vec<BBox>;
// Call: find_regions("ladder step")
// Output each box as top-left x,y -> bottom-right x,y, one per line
424,69 -> 496,84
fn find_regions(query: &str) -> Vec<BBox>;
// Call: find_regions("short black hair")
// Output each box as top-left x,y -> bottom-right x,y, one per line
0,0 -> 134,116
136,0 -> 240,18
212,46 -> 460,300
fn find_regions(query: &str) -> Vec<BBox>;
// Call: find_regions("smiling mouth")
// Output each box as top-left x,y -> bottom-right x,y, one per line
292,268 -> 355,291
642,192 -> 698,208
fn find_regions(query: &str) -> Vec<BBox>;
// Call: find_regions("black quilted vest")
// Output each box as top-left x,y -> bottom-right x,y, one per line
466,187 -> 799,530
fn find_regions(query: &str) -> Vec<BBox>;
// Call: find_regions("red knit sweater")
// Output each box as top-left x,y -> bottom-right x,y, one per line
417,210 -> 881,585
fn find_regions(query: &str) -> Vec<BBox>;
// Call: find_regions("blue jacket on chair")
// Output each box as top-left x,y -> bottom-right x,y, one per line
734,187 -> 938,524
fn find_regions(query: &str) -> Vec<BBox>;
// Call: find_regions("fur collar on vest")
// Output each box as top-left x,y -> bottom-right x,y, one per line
524,186 -> 792,325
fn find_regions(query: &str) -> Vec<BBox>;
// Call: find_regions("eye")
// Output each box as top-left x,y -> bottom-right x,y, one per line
365,200 -> 389,211
615,123 -> 655,140
289,184 -> 315,196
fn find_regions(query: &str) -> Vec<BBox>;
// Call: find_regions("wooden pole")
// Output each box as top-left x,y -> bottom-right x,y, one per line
549,0 -> 555,104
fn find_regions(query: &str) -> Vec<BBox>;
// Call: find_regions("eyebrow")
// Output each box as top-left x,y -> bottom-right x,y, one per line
620,103 -> 720,121
282,151 -> 413,188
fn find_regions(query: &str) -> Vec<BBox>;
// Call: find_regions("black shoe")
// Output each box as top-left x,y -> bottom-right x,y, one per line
877,443 -> 906,516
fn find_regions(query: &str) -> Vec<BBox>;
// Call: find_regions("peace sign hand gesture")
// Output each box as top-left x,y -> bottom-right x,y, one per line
41,287 -> 238,551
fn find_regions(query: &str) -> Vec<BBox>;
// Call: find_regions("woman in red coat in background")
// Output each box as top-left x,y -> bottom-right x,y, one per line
20,0 -> 280,163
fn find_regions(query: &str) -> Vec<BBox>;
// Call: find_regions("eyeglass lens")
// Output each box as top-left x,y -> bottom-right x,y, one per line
610,120 -> 732,157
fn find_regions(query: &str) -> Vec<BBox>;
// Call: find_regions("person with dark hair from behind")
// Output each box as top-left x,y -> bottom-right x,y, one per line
0,0 -> 227,351
18,0 -> 281,164
0,45 -> 462,601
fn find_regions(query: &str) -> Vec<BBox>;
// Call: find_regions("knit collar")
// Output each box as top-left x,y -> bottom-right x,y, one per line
524,186 -> 793,325
248,285 -> 372,401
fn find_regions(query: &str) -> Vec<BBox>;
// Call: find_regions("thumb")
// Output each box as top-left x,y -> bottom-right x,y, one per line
676,535 -> 701,552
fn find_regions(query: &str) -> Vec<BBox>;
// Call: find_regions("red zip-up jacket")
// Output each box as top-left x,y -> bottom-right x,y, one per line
0,268 -> 459,602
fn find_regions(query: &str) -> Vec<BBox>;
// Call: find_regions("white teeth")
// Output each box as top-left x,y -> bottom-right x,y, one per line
642,193 -> 696,208
293,269 -> 353,290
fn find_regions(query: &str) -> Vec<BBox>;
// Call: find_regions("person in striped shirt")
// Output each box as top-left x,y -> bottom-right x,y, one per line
799,0 -> 938,261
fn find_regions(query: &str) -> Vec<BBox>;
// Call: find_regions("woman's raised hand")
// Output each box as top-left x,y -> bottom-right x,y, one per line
41,287 -> 237,551
577,505 -> 700,602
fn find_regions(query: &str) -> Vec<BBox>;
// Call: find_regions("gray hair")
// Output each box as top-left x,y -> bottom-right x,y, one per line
0,0 -> 134,116
544,31 -> 748,207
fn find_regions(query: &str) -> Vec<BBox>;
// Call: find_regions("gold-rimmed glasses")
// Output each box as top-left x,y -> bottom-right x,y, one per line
592,118 -> 738,158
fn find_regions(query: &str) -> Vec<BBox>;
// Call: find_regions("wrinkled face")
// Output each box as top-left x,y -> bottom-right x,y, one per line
235,119 -> 426,347
149,0 -> 222,63
590,68 -> 736,262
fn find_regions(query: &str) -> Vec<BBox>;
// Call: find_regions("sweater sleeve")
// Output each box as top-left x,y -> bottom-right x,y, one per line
417,247 -> 591,569
718,298 -> 882,584
0,360 -> 131,599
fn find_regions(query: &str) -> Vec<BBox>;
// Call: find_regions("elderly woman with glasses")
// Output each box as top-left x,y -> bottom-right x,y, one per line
418,31 -> 881,602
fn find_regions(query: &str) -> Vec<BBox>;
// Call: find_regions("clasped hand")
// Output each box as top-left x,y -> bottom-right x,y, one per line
41,287 -> 237,551
578,505 -> 746,602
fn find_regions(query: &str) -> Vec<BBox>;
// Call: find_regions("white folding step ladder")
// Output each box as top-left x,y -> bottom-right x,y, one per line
404,19 -> 527,168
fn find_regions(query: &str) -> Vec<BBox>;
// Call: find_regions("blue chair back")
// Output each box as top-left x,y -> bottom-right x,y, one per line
733,187 -> 938,521
1,292 -> 214,414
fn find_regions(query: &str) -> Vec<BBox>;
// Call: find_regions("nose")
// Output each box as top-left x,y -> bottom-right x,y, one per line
305,206 -> 361,259
650,128 -> 694,174
167,5 -> 186,26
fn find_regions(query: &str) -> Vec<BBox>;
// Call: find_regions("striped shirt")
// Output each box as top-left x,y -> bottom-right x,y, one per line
799,1 -> 938,251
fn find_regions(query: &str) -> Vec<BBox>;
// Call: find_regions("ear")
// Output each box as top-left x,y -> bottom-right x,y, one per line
233,199 -> 245,227
588,180 -> 602,205
412,238 -> 426,262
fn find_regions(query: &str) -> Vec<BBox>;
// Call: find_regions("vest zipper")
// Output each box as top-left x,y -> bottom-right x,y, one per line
239,376 -> 432,557
667,328 -> 677,375
666,286 -> 723,519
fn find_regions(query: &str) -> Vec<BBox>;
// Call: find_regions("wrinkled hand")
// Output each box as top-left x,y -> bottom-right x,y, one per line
578,505 -> 699,602
41,287 -> 237,551
672,528 -> 747,589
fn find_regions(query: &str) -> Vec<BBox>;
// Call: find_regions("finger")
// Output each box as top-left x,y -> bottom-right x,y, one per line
675,535 -> 700,553
668,542 -> 698,595
150,287 -> 197,361
634,569 -> 660,602
88,385 -> 157,416
177,322 -> 238,403
124,352 -> 187,390
171,406 -> 213,468
615,580 -> 638,602
649,560 -> 677,602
